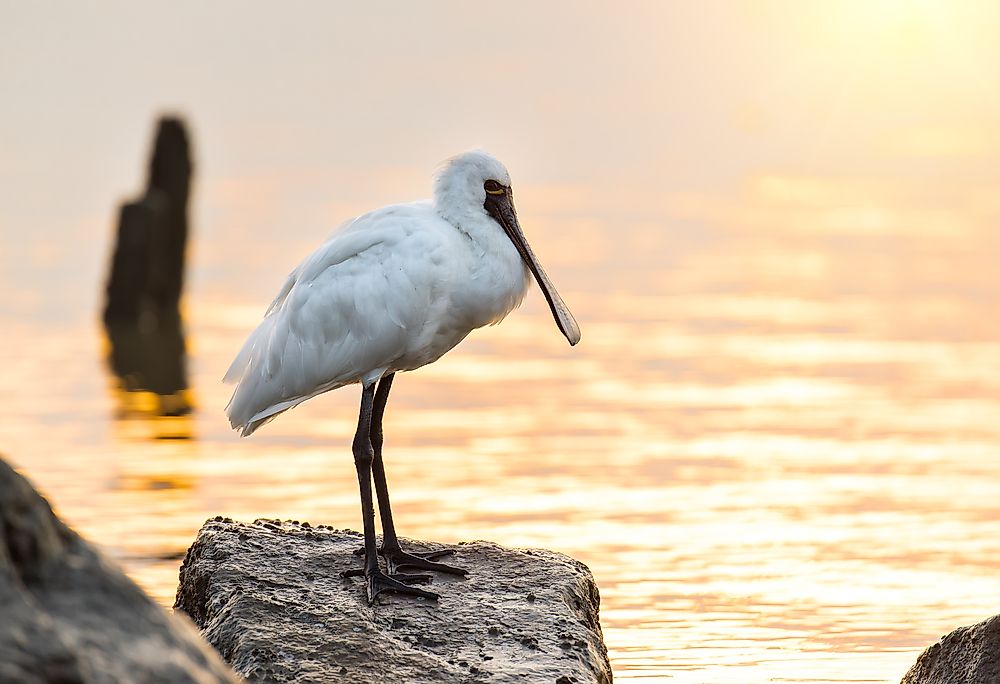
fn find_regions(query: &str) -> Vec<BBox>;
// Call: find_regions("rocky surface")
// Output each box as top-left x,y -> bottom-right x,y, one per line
901,614 -> 1000,684
175,517 -> 613,683
0,456 -> 239,683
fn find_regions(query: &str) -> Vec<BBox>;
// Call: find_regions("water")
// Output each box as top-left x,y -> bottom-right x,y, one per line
4,3 -> 1000,682
4,197 -> 999,682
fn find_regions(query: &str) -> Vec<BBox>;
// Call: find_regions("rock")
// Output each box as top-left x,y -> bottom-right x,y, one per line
0,457 -> 239,683
901,614 -> 1000,684
175,518 -> 613,683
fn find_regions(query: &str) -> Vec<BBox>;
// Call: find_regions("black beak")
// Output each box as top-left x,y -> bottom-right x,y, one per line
485,190 -> 581,346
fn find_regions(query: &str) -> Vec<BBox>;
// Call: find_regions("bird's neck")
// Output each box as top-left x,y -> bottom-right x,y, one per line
437,203 -> 530,328
433,194 -> 499,251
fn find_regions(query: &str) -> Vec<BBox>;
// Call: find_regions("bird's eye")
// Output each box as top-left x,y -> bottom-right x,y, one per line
484,180 -> 505,196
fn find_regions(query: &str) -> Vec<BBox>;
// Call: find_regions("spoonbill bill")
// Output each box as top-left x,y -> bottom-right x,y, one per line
224,150 -> 580,602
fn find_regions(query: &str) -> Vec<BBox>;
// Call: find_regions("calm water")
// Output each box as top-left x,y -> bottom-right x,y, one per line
3,186 -> 999,682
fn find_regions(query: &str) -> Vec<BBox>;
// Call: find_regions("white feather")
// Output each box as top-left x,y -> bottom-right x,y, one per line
224,151 -> 543,436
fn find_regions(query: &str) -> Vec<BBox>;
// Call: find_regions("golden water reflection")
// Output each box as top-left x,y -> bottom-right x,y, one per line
103,317 -> 195,438
3,202 -> 1000,684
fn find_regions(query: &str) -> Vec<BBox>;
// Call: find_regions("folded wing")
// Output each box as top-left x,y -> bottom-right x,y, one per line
225,204 -> 451,436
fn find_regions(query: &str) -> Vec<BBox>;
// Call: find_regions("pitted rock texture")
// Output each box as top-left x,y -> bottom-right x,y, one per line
174,518 -> 612,683
901,614 -> 1000,684
0,457 -> 239,684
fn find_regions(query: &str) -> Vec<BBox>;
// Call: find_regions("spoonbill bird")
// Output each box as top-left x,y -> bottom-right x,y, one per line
224,150 -> 580,603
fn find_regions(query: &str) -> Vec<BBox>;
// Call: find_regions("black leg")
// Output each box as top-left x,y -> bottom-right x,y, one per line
370,373 -> 467,577
352,380 -> 438,603
370,373 -> 400,544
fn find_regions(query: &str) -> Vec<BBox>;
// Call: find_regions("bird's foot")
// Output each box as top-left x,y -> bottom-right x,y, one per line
365,568 -> 439,604
350,542 -> 468,575
341,564 -> 437,603
383,547 -> 468,576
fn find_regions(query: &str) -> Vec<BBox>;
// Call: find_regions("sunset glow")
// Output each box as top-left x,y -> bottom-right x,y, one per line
3,2 -> 1000,682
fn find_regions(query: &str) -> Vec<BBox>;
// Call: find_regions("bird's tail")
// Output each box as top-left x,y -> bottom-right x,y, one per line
224,315 -> 283,436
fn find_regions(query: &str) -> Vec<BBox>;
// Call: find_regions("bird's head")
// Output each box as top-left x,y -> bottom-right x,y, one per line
435,150 -> 581,346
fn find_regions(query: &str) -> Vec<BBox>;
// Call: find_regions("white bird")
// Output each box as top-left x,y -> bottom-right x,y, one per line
224,150 -> 580,603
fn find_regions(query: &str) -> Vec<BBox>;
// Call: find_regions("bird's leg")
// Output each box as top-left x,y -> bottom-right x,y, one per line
369,373 -> 467,577
351,380 -> 438,603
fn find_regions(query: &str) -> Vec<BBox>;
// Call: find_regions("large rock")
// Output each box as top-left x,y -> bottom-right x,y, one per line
174,518 -> 613,683
0,457 -> 239,683
901,614 -> 1000,684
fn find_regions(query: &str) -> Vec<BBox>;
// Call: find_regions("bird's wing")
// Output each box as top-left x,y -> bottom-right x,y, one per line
224,203 -> 455,435
264,267 -> 299,317
222,266 -> 300,385
222,208 -> 405,386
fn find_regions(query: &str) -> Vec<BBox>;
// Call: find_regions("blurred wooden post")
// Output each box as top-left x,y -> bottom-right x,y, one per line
104,118 -> 191,325
103,117 -> 194,419
103,192 -> 168,323
146,118 -> 192,319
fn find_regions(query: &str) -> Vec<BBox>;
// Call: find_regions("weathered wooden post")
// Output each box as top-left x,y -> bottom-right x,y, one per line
103,117 -> 194,419
145,117 -> 191,318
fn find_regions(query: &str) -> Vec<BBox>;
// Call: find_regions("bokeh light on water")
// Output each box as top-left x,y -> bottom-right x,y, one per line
3,3 -> 1000,682
4,203 -> 1000,682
